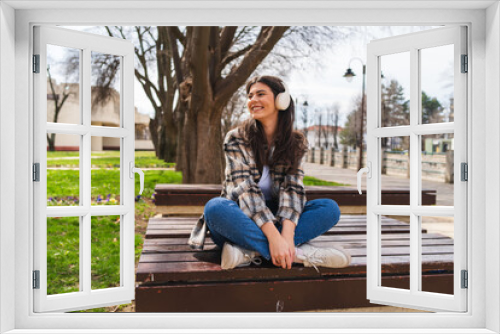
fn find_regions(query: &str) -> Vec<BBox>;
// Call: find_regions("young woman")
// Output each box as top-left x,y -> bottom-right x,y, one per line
204,75 -> 351,270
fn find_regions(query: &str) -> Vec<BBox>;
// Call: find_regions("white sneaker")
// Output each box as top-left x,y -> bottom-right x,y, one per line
297,243 -> 351,270
221,243 -> 262,270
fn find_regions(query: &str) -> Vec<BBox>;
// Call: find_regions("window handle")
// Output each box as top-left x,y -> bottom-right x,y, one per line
357,161 -> 372,195
129,162 -> 144,195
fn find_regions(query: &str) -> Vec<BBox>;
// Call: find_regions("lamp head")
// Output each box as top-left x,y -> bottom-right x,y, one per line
343,68 -> 356,83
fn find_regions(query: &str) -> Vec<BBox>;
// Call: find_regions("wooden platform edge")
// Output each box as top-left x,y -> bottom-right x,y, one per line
135,273 -> 453,312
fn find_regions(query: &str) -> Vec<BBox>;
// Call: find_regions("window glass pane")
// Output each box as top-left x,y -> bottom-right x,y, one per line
91,215 -> 121,290
47,134 -> 80,206
91,52 -> 121,127
379,215 -> 410,290
47,216 -> 80,295
420,216 -> 454,295
46,44 -> 80,125
420,45 -> 454,124
380,52 -> 410,127
91,137 -> 120,205
381,136 -> 410,205
421,133 -> 454,206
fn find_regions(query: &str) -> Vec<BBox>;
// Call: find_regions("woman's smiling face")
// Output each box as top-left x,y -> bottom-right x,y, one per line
247,82 -> 278,123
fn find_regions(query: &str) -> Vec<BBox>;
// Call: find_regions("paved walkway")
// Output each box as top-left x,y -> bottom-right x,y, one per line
304,162 -> 454,206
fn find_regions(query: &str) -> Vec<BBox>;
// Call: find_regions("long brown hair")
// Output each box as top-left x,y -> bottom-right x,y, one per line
242,75 -> 307,174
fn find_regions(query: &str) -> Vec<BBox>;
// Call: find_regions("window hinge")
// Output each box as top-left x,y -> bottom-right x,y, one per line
461,162 -> 468,181
33,54 -> 40,73
33,163 -> 40,182
33,270 -> 40,289
461,54 -> 468,73
461,270 -> 468,289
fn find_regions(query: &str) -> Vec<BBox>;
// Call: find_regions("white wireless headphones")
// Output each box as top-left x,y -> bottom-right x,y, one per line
275,80 -> 291,111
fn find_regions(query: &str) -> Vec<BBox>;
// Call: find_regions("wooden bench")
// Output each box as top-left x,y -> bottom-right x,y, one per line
154,184 -> 437,215
134,185 -> 451,312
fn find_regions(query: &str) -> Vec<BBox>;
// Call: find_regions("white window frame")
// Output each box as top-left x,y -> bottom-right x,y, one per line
0,1 -> 498,333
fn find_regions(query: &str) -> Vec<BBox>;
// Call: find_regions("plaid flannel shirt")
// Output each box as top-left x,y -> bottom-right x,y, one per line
221,128 -> 307,228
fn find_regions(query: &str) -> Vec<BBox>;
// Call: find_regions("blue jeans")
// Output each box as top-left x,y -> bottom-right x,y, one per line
203,197 -> 341,260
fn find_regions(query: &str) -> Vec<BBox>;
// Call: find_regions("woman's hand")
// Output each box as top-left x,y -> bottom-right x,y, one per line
281,219 -> 296,263
261,222 -> 293,269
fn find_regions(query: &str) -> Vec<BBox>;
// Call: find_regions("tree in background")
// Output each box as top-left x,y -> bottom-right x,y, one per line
221,85 -> 248,137
339,96 -> 360,149
46,67 -> 72,151
104,27 -> 178,163
322,103 -> 340,150
380,79 -> 409,150
105,26 -> 343,183
381,79 -> 409,127
331,103 -> 340,150
45,48 -> 80,151
300,99 -> 311,141
315,109 -> 323,148
422,91 -> 444,124
340,94 -> 365,150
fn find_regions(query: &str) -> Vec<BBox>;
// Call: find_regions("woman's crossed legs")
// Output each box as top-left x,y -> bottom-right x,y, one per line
203,197 -> 341,261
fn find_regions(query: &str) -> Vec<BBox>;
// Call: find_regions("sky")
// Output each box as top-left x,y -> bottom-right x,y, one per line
285,26 -> 453,127
56,25 -> 453,128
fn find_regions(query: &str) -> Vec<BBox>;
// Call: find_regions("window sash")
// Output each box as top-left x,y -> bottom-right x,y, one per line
366,25 -> 468,312
32,25 -> 136,313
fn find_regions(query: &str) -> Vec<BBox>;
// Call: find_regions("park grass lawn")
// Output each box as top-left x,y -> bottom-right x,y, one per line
47,151 -> 154,158
47,166 -> 343,311
303,176 -> 348,187
47,151 -> 175,168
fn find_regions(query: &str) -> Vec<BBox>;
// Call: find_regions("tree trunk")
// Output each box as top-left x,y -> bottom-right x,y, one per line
149,118 -> 160,157
47,134 -> 56,151
175,101 -> 188,172
181,105 -> 198,183
181,27 -> 211,184
158,121 -> 177,162
195,104 -> 223,183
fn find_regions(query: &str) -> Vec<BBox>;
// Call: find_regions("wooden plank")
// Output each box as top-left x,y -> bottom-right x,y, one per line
139,245 -> 454,264
144,214 -> 429,239
141,232 -> 451,247
145,225 -> 423,239
141,237 -> 454,254
135,274 -> 452,312
145,221 -> 410,230
155,205 -> 371,215
147,217 -> 407,226
148,215 -> 406,221
154,193 -> 423,207
154,184 -> 437,207
136,254 -> 454,283
154,184 -> 437,196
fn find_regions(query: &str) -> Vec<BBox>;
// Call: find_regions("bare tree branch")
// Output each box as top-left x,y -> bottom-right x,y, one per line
167,27 -> 184,86
169,26 -> 186,47
214,26 -> 289,110
220,26 -> 237,58
219,44 -> 252,70
209,26 -> 221,87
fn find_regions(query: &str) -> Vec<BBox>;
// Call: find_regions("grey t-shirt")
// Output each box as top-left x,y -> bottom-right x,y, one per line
258,165 -> 273,200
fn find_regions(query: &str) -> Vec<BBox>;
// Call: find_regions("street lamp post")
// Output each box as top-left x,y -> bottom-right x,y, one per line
343,57 -> 366,171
